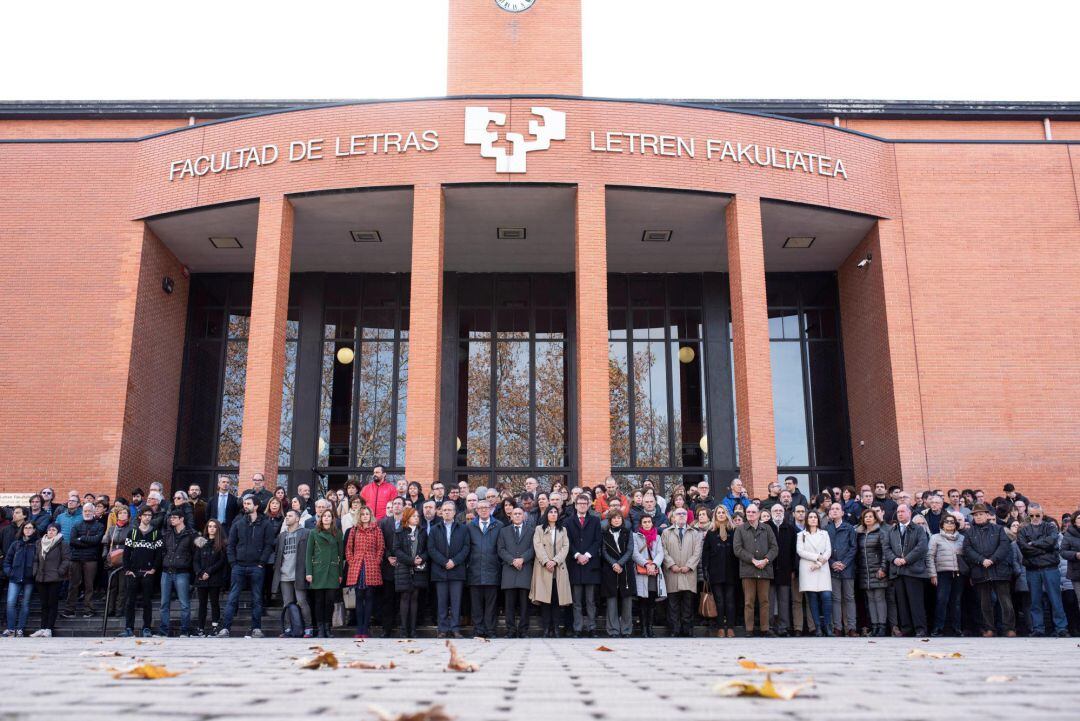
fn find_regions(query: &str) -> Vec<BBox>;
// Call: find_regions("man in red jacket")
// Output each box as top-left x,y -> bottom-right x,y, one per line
361,467 -> 398,521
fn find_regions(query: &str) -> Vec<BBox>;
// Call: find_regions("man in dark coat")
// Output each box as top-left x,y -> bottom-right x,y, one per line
961,503 -> 1015,637
218,496 -> 276,637
768,506 -> 797,635
564,493 -> 602,637
497,507 -> 535,638
206,475 -> 239,532
883,504 -> 930,636
1017,503 -> 1068,637
465,499 -> 503,637
63,503 -> 104,618
826,502 -> 858,636
428,501 -> 470,638
378,498 -> 405,637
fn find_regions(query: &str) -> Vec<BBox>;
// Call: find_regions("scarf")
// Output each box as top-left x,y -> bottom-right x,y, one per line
940,530 -> 959,542
39,533 -> 62,557
640,525 -> 658,547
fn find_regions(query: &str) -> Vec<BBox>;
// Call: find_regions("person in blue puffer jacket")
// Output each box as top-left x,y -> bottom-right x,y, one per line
2,523 -> 38,636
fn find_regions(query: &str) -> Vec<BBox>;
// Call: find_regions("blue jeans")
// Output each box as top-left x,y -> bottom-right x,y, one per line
933,572 -> 964,633
1028,567 -> 1067,634
806,591 -> 833,632
221,565 -> 265,631
6,581 -> 33,631
355,586 -> 377,635
159,572 -> 192,635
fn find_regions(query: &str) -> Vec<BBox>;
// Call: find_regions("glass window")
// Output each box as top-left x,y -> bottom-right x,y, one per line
771,341 -> 809,467
610,275 -> 709,472
454,274 -> 570,483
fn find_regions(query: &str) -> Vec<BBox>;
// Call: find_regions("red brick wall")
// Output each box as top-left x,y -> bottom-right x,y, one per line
0,118 -> 187,139
0,143 -> 139,497
116,227 -> 189,500
575,184 -> 610,485
447,0 -> 582,95
889,143 -> 1080,515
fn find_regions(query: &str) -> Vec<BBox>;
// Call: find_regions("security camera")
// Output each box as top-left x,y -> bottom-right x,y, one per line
856,252 -> 873,269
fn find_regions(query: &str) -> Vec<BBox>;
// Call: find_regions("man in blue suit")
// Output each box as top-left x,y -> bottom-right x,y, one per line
565,493 -> 602,637
466,499 -> 503,638
428,500 -> 471,638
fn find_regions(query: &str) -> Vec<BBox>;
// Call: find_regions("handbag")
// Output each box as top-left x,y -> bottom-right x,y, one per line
107,547 -> 125,568
332,601 -> 346,627
342,586 -> 356,610
698,588 -> 718,618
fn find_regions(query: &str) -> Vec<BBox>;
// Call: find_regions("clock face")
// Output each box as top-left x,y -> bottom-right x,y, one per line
495,0 -> 536,12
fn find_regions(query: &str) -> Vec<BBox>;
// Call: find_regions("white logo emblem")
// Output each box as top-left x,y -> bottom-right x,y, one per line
464,106 -> 566,174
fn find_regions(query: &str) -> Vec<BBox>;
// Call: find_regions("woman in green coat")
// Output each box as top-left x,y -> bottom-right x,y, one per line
305,509 -> 343,638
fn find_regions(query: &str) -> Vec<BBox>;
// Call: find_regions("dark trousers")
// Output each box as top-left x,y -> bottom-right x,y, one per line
399,589 -> 419,636
66,560 -> 98,612
710,582 -> 738,629
196,586 -> 221,630
666,590 -> 696,636
379,573 -> 397,635
309,588 -> 336,629
39,581 -> 62,631
355,586 -> 376,635
976,580 -> 1015,633
894,576 -> 928,635
470,585 -> 498,636
124,573 -> 155,631
435,580 -> 464,633
932,572 -> 964,633
539,579 -> 562,633
504,588 -> 530,634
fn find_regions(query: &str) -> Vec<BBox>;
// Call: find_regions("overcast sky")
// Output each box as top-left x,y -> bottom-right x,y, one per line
3,0 -> 1077,101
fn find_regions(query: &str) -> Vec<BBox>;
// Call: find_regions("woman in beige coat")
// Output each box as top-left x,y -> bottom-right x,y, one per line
530,506 -> 572,637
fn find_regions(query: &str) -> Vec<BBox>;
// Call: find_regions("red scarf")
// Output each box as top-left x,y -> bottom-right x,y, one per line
640,526 -> 658,547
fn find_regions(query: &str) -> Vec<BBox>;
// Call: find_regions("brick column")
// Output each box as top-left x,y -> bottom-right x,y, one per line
238,196 -> 294,488
838,220 -> 928,490
725,195 -> 776,496
404,184 -> 445,491
575,185 -> 611,486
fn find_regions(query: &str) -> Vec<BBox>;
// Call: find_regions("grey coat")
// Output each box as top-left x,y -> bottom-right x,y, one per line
497,522 -> 536,590
632,533 -> 667,599
733,523 -> 778,580
927,532 -> 964,576
271,526 -> 310,593
883,523 -> 930,579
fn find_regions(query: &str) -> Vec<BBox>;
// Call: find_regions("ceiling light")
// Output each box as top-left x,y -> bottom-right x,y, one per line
209,237 -> 242,249
642,230 -> 672,242
350,230 -> 382,243
783,236 -> 815,249
497,227 -> 526,240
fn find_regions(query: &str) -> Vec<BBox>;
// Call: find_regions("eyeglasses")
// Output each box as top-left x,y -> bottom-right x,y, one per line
1030,513 -> 1043,519
41,491 -> 53,496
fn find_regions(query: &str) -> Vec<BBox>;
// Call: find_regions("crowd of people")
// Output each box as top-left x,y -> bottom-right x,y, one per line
1,471 -> 1078,641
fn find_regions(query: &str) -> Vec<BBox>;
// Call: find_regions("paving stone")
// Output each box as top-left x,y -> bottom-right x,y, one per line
0,637 -> 1077,720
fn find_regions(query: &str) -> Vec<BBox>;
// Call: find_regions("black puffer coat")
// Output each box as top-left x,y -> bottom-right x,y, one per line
392,527 -> 429,591
1059,524 -> 1080,582
856,527 -> 888,590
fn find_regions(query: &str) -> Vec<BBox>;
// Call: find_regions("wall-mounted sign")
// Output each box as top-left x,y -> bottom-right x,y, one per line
167,107 -> 848,181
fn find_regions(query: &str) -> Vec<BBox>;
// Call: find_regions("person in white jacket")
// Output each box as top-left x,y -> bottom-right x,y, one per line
797,511 -> 834,636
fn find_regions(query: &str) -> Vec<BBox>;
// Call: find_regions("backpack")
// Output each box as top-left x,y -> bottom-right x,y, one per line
280,602 -> 305,638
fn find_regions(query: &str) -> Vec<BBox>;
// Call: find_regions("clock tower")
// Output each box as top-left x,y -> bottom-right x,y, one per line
447,0 -> 583,96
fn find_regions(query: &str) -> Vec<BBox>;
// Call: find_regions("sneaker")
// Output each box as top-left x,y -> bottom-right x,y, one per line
1054,629 -> 1069,638
1,630 -> 13,638
117,629 -> 134,638
34,629 -> 53,638
60,611 -> 75,619
250,628 -> 264,638
152,629 -> 168,638
192,628 -> 204,638
141,628 -> 153,638
15,630 -> 23,638
81,610 -> 95,619
215,628 -> 230,638
303,628 -> 314,639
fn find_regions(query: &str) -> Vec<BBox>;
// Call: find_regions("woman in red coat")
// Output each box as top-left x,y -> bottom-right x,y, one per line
343,506 -> 384,638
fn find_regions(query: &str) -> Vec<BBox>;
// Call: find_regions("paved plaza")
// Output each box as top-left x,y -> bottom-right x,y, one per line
1,637 -> 1078,720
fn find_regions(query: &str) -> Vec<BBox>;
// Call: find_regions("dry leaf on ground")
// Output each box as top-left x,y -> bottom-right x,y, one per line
985,675 -> 1018,683
108,664 -> 183,680
396,639 -> 415,644
80,650 -> 125,657
346,659 -> 397,670
737,659 -> 793,673
595,645 -> 614,652
370,704 -> 453,721
472,636 -> 491,643
404,648 -> 424,654
297,647 -> 339,669
714,677 -> 813,700
907,649 -> 963,660
445,640 -> 479,672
